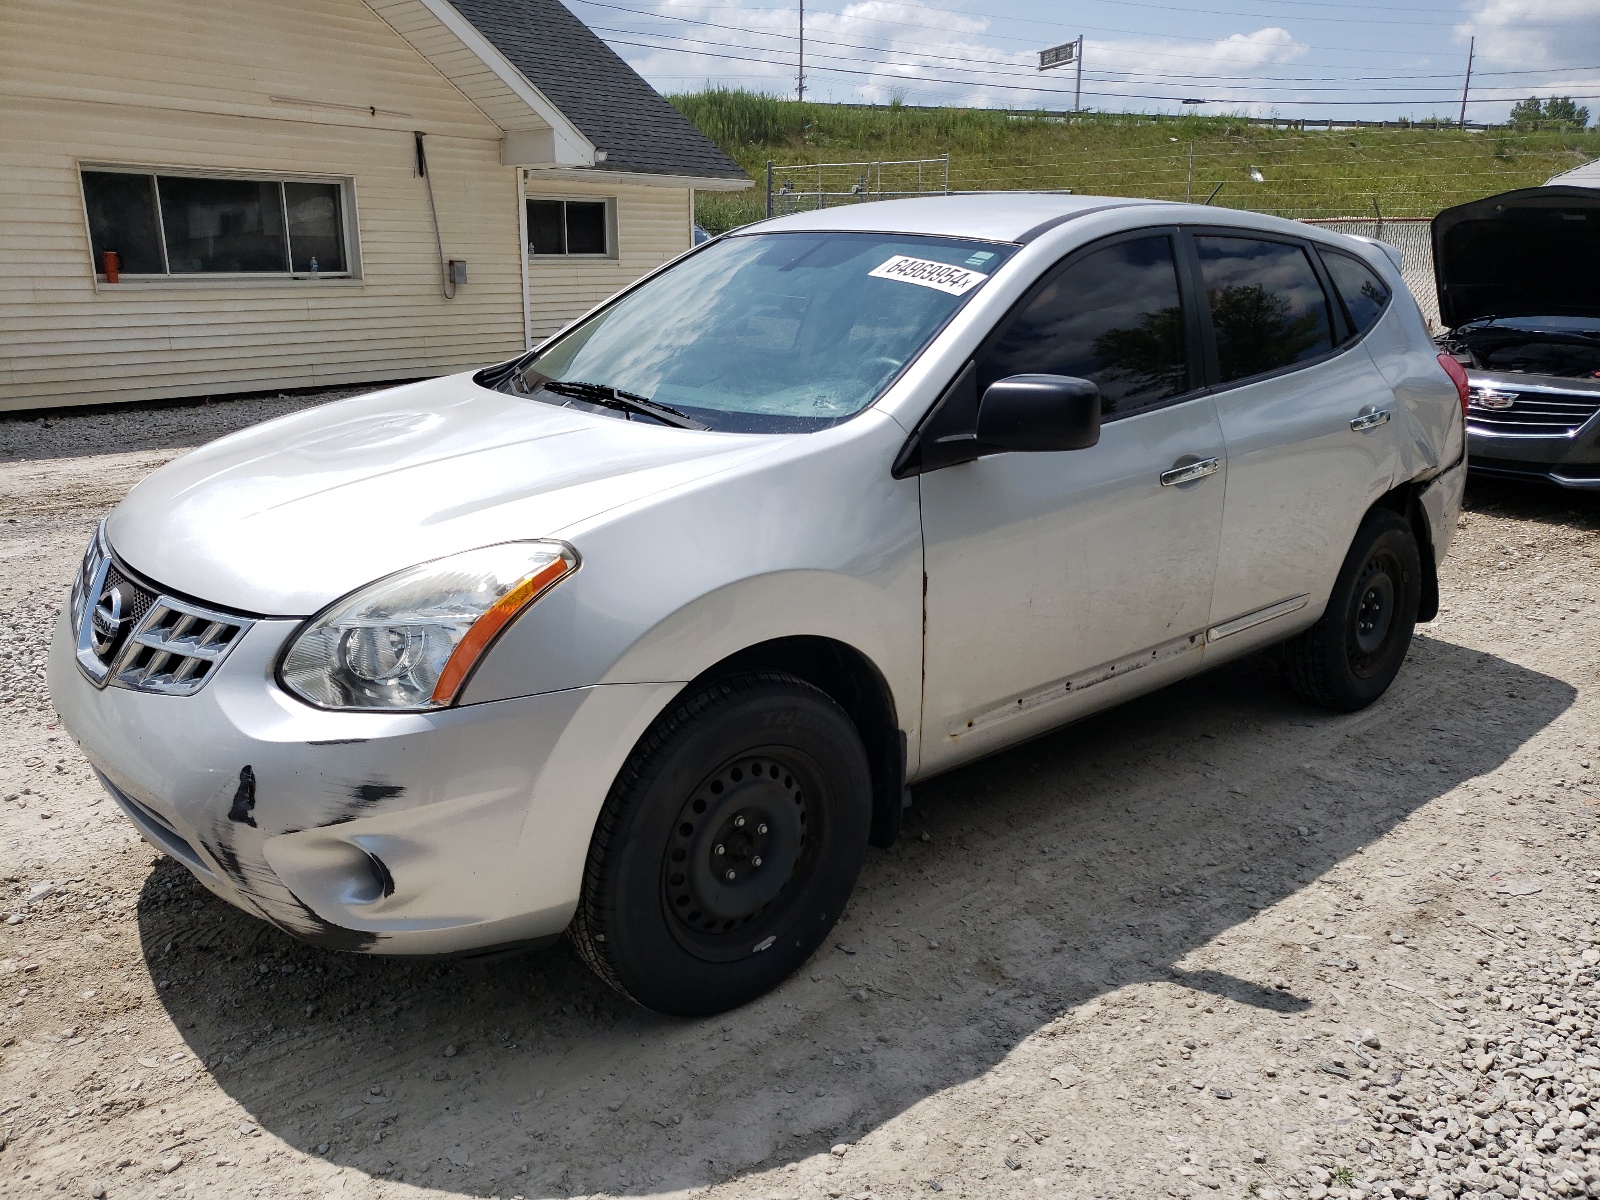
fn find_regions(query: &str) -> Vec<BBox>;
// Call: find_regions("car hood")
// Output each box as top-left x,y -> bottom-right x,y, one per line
105,373 -> 788,615
1432,185 -> 1600,329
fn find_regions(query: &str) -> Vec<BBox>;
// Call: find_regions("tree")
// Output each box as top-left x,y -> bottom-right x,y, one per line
1508,96 -> 1591,129
1544,97 -> 1590,128
1509,97 -> 1545,128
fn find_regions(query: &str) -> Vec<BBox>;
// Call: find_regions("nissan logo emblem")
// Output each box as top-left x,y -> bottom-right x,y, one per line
90,583 -> 127,658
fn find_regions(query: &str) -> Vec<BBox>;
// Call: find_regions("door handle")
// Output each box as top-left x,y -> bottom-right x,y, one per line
1159,457 -> 1221,487
1350,408 -> 1391,431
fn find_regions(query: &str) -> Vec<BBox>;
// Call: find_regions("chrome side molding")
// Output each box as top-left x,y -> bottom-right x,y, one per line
1207,593 -> 1311,642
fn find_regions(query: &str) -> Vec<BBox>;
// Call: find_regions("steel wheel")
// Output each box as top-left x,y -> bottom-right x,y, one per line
570,672 -> 872,1016
1284,507 -> 1421,713
663,749 -> 817,961
1346,548 -> 1402,677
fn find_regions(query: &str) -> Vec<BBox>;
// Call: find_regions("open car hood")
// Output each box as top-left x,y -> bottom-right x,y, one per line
1432,186 -> 1600,330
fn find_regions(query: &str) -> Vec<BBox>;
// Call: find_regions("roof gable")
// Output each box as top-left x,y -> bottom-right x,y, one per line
449,0 -> 744,180
384,0 -> 745,181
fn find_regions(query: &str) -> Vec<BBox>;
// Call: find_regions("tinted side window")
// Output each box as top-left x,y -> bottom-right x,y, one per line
1321,248 -> 1390,338
980,235 -> 1188,417
1194,236 -> 1333,383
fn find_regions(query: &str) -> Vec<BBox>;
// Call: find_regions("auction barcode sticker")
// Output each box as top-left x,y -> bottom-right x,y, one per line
868,255 -> 989,296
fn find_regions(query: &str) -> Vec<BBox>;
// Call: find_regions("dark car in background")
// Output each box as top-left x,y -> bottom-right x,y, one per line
1433,185 -> 1600,490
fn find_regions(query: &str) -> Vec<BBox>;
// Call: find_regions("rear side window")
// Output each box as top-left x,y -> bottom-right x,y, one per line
980,235 -> 1189,418
1194,236 -> 1334,383
1321,248 -> 1391,338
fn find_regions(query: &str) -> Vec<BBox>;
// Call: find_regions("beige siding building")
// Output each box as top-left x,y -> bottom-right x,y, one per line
0,0 -> 748,411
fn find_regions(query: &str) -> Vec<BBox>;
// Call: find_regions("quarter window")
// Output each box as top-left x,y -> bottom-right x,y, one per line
527,199 -> 610,256
1194,236 -> 1334,383
81,170 -> 350,277
1320,249 -> 1391,339
979,235 -> 1190,417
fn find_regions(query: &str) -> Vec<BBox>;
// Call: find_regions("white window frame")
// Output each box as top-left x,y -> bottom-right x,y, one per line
524,195 -> 618,260
78,161 -> 363,284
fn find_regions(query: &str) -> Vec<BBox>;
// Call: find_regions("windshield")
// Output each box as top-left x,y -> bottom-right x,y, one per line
504,231 -> 1016,433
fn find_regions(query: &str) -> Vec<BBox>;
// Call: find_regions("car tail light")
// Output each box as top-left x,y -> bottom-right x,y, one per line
1437,353 -> 1470,415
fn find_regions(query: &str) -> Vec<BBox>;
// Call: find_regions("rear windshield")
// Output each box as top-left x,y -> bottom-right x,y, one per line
503,231 -> 1015,433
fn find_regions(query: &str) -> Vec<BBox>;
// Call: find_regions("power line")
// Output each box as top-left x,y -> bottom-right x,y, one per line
576,0 -> 1600,56
570,1 -> 1600,98
570,0 -> 1600,86
602,26 -> 1600,101
611,32 -> 1600,106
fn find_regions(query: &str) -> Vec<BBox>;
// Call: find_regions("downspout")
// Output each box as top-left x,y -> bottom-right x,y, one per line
517,168 -> 532,349
414,131 -> 457,300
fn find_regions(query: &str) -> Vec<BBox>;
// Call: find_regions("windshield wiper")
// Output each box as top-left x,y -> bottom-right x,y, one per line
536,379 -> 708,430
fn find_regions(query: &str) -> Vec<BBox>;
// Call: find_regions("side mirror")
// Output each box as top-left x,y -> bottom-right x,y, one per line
975,374 -> 1102,453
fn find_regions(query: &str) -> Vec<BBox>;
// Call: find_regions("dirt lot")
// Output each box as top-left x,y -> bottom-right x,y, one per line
2,390 -> 1599,1200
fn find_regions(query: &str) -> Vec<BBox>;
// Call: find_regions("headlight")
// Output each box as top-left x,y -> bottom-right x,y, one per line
279,541 -> 578,710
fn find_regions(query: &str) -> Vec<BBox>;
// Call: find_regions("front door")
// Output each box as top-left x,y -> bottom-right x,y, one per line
918,231 -> 1227,774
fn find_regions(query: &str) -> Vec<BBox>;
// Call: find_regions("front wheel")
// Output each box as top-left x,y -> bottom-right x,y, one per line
570,672 -> 871,1016
1284,508 -> 1422,712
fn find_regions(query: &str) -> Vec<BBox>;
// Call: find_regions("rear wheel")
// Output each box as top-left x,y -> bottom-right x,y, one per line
1284,508 -> 1421,712
570,672 -> 871,1016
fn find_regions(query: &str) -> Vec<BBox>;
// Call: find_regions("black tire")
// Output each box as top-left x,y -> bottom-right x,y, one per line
569,672 -> 871,1016
1284,508 -> 1422,713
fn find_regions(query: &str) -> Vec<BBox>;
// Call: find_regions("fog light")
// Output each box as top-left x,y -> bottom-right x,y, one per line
347,848 -> 396,905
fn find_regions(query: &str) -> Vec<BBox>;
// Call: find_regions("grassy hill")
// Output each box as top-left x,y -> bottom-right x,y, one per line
670,89 -> 1600,234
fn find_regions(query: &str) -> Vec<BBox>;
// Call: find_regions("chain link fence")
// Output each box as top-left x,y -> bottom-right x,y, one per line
1302,217 -> 1440,331
765,156 -> 950,217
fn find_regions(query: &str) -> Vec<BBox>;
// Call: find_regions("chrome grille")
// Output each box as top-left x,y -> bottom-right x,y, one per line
73,523 -> 252,697
1467,386 -> 1600,437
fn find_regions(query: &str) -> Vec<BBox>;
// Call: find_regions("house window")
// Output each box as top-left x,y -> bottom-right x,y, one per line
527,199 -> 610,256
81,169 -> 354,278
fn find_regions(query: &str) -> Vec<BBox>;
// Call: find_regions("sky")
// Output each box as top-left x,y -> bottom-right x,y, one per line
567,0 -> 1600,122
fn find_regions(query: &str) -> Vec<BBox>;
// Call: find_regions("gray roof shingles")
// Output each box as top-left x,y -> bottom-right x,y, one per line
448,0 -> 747,181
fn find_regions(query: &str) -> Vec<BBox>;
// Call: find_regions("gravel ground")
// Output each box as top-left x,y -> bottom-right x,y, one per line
1,388 -> 1598,1200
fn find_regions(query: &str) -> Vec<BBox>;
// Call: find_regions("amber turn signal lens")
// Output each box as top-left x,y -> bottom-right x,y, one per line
429,556 -> 574,704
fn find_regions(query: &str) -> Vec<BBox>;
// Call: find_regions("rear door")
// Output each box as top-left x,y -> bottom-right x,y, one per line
1190,231 -> 1403,649
918,229 -> 1227,773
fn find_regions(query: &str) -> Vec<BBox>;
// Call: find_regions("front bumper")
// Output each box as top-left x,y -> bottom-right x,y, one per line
1465,372 -> 1600,490
48,606 -> 679,954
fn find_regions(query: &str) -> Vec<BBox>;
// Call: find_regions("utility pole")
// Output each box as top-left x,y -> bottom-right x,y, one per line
797,0 -> 805,102
1074,35 -> 1083,113
1186,141 -> 1193,202
1458,36 -> 1473,128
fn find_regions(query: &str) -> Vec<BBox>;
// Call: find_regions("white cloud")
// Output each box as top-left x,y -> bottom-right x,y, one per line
1457,0 -> 1600,65
1455,0 -> 1600,119
613,2 -> 1312,115
1083,28 -> 1309,117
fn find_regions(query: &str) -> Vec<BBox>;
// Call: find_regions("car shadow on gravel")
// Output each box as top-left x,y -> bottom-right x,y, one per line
137,636 -> 1573,1197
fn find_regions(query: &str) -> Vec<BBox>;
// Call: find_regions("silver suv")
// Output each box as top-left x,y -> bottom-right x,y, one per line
50,195 -> 1467,1016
